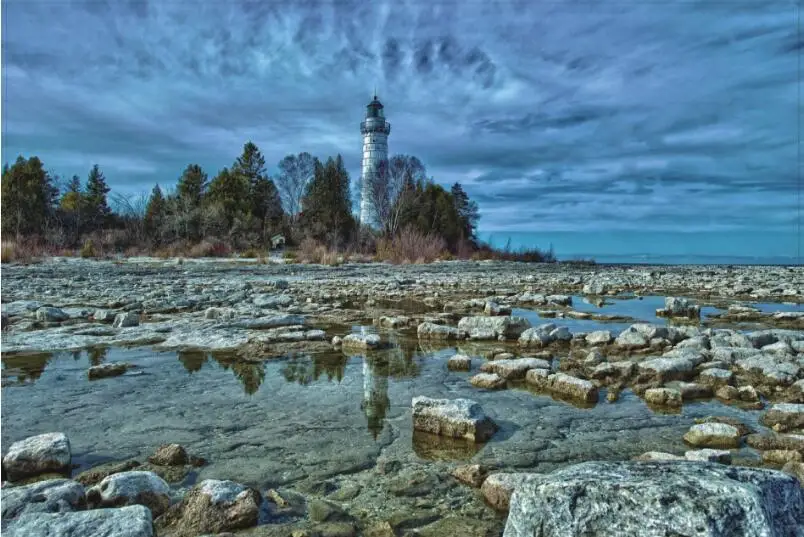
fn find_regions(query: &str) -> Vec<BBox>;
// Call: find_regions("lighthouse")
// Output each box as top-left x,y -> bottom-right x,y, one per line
359,95 -> 391,227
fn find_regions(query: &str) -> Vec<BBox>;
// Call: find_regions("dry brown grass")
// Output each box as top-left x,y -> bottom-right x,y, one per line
375,227 -> 447,264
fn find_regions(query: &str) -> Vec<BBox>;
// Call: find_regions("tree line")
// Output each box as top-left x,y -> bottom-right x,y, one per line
1,141 -> 481,257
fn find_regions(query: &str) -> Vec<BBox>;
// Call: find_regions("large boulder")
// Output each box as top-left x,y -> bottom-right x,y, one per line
1,479 -> 86,520
458,316 -> 531,341
2,432 -> 71,482
87,471 -> 170,517
503,461 -> 804,537
5,505 -> 153,537
154,479 -> 261,537
411,397 -> 497,442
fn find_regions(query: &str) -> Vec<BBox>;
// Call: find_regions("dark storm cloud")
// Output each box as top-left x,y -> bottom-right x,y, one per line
1,0 -> 799,235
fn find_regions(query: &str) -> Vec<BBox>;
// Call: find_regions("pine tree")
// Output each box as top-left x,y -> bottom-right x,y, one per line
207,167 -> 250,228
300,155 -> 356,245
176,164 -> 207,207
83,164 -> 111,231
233,142 -> 284,236
144,185 -> 166,242
450,182 -> 479,242
1,155 -> 58,238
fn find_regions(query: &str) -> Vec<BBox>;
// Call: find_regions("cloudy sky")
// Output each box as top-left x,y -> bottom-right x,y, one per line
2,0 -> 801,258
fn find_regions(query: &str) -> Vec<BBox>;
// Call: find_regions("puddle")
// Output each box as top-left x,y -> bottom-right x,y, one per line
1,340 -> 776,490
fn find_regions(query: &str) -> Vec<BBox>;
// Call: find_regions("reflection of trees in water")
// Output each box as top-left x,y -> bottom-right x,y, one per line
211,353 -> 265,396
280,352 -> 349,386
87,347 -> 108,366
2,352 -> 53,383
177,351 -> 208,373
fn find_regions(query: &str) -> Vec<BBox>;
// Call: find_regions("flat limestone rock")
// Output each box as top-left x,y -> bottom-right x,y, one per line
411,396 -> 498,442
503,461 -> 804,537
1,478 -> 86,520
469,373 -> 506,390
761,403 -> 804,433
683,423 -> 742,448
480,358 -> 550,380
5,505 -> 153,537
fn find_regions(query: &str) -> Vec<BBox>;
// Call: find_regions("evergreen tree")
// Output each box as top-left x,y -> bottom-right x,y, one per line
450,182 -> 479,242
300,155 -> 355,245
176,164 -> 207,207
1,155 -> 58,238
207,166 -> 250,228
233,141 -> 284,236
144,185 -> 166,242
83,164 -> 111,231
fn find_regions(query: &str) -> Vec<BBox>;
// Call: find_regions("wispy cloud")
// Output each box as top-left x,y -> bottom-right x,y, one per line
2,0 -> 799,239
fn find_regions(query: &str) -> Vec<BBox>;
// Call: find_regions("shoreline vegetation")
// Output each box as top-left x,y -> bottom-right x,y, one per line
1,143 -> 578,266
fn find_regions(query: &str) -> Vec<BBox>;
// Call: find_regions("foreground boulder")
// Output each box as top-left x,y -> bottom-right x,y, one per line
411,397 -> 498,442
504,461 -> 804,537
2,432 -> 71,482
1,479 -> 86,520
87,471 -> 170,517
5,505 -> 153,537
155,479 -> 261,537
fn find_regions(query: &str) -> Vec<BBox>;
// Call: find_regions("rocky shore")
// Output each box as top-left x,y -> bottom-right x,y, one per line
1,257 -> 803,536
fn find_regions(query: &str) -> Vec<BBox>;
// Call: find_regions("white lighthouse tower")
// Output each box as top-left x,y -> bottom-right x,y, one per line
359,95 -> 391,227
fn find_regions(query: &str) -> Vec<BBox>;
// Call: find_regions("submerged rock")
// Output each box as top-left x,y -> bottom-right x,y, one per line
1,478 -> 86,520
503,461 -> 804,537
411,396 -> 498,442
88,362 -> 131,380
87,471 -> 170,517
5,505 -> 153,537
451,464 -> 489,488
2,432 -> 71,482
154,479 -> 261,537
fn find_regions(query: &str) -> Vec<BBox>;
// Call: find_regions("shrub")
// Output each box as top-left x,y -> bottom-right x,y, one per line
188,240 -> 231,258
80,239 -> 97,259
375,227 -> 447,264
283,250 -> 298,261
241,247 -> 263,259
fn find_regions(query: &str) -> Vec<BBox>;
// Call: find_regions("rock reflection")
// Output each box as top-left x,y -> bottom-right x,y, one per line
411,430 -> 484,461
2,352 -> 53,384
87,347 -> 108,366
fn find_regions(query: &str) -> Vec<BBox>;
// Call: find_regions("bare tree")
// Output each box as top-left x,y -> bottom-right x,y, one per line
110,191 -> 150,245
367,155 -> 426,236
276,152 -> 315,223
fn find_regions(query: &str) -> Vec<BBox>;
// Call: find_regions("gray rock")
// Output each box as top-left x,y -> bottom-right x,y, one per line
341,333 -> 381,350
480,358 -> 551,380
2,432 -> 71,482
614,327 -> 649,349
417,322 -> 466,340
518,323 -> 570,348
481,472 -> 538,511
447,354 -> 472,371
544,373 -> 598,403
113,312 -> 140,328
87,471 -> 170,517
35,307 -> 69,323
585,330 -> 612,345
657,297 -> 700,319
683,423 -> 742,448
469,373 -> 506,390
761,403 -> 804,432
1,479 -> 86,520
699,368 -> 733,386
411,396 -> 497,442
5,505 -> 153,537
644,388 -> 682,407
458,316 -> 531,341
503,461 -> 804,537
684,449 -> 731,464
253,294 -> 293,309
93,309 -> 116,323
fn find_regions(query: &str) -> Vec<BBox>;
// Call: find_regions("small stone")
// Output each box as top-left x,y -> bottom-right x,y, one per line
644,388 -> 682,408
762,450 -> 803,465
683,423 -> 742,448
411,396 -> 498,442
684,449 -> 731,464
451,464 -> 488,488
309,499 -> 353,523
88,362 -> 131,380
469,373 -> 506,390
113,312 -> 140,328
148,444 -> 188,466
716,385 -> 739,400
447,354 -> 472,371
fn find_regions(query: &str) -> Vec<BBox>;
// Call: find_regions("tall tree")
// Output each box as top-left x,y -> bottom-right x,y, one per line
300,155 -> 355,245
144,185 -> 167,242
451,182 -> 479,242
367,155 -> 426,236
206,166 -> 250,228
83,164 -> 111,231
276,152 -> 315,222
233,142 -> 284,236
175,164 -> 208,241
1,155 -> 58,238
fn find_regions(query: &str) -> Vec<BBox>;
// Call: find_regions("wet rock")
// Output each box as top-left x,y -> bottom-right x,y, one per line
694,416 -> 752,436
544,373 -> 599,403
519,324 -> 571,348
644,388 -> 682,408
469,373 -> 506,390
113,312 -> 140,328
204,307 -> 236,320
1,478 -> 86,520
782,461 -> 804,483
614,327 -> 649,349
451,464 -> 488,488
416,322 -> 466,340
684,449 -> 731,464
447,354 -> 472,371
341,333 -> 381,350
683,423 -> 742,448
312,522 -> 357,537
715,385 -> 739,400
481,472 -> 538,512
411,396 -> 498,442
154,479 -> 261,537
309,499 -> 353,523
253,294 -> 293,309
2,432 -> 71,482
88,362 -> 131,380
582,280 -> 608,295
327,483 -> 361,502
637,351 -> 704,382
736,355 -> 800,386
676,382 -> 712,400
699,368 -> 733,386
761,403 -> 804,432
148,444 -> 188,466
504,461 -> 804,537
656,297 -> 700,319
524,368 -> 550,389
480,357 -> 550,380
35,307 -> 69,323
585,330 -> 612,345
74,460 -> 141,487
458,316 -> 531,341
484,301 -> 511,316
4,505 -> 153,537
745,433 -> 804,452
634,452 -> 684,461
738,385 -> 760,403
762,450 -> 803,465
331,336 -> 342,347
387,469 -> 441,497
87,471 -> 170,517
